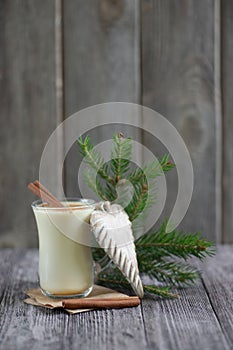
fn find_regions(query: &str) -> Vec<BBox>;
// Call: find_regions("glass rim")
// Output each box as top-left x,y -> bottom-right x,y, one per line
31,197 -> 96,210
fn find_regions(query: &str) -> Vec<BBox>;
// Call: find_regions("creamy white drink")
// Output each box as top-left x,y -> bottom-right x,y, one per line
32,199 -> 95,298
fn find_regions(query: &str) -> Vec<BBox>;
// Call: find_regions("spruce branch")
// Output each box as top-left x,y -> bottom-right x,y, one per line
78,136 -> 115,185
97,266 -> 178,299
110,133 -> 132,182
83,169 -> 109,201
92,247 -> 108,262
129,154 -> 175,184
78,132 -> 215,298
159,154 -> 176,173
105,182 -> 117,201
143,285 -> 178,299
127,183 -> 148,221
138,259 -> 200,287
135,221 -> 215,260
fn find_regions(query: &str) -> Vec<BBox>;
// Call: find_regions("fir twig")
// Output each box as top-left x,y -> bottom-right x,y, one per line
92,247 -> 107,262
127,183 -> 148,221
129,154 -> 175,183
97,270 -> 177,298
143,285 -> 178,299
136,221 -> 215,260
138,259 -> 200,286
110,133 -> 132,182
83,170 -> 109,201
78,132 -> 215,298
78,136 -> 115,185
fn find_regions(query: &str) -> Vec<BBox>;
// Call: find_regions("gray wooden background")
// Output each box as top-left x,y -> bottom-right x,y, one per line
0,0 -> 232,247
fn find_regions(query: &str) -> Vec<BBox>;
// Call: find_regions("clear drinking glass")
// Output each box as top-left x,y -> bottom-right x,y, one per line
32,198 -> 95,299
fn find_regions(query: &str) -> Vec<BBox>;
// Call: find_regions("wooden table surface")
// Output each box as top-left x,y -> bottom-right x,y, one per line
0,246 -> 232,350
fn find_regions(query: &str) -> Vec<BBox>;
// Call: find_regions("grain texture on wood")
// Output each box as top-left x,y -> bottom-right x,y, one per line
222,1 -> 233,243
1,248 -> 233,349
0,249 -> 147,350
63,0 -> 142,197
141,0 -> 220,241
200,246 -> 233,346
0,1 -> 60,247
141,280 -> 230,350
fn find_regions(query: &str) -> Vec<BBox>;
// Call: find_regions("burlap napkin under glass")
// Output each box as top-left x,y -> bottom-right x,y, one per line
24,284 -> 129,314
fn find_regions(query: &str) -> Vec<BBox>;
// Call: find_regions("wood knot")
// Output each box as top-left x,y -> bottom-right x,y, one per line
99,0 -> 124,28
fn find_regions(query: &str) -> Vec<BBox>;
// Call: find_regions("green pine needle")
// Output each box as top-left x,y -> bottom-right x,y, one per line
138,259 -> 201,287
97,267 -> 178,299
143,285 -> 178,299
136,221 -> 215,260
78,132 -> 215,298
110,133 -> 132,181
127,182 -> 148,221
129,154 -> 175,183
78,136 -> 115,185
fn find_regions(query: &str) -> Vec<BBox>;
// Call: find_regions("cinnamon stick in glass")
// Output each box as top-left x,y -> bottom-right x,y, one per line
28,180 -> 63,207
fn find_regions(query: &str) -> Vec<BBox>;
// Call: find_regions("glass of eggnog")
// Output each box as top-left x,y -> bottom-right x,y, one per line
32,198 -> 95,299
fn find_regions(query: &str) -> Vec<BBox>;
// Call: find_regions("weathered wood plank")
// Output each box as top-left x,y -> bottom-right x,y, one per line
0,249 -> 147,350
222,1 -> 233,243
0,1 -> 58,247
1,248 -> 233,349
200,245 -> 233,346
63,0 -> 141,197
63,0 -> 140,115
141,279 -> 230,350
141,0 -> 220,241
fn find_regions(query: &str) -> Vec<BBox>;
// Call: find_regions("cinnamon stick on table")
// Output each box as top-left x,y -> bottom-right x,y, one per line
62,296 -> 140,309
